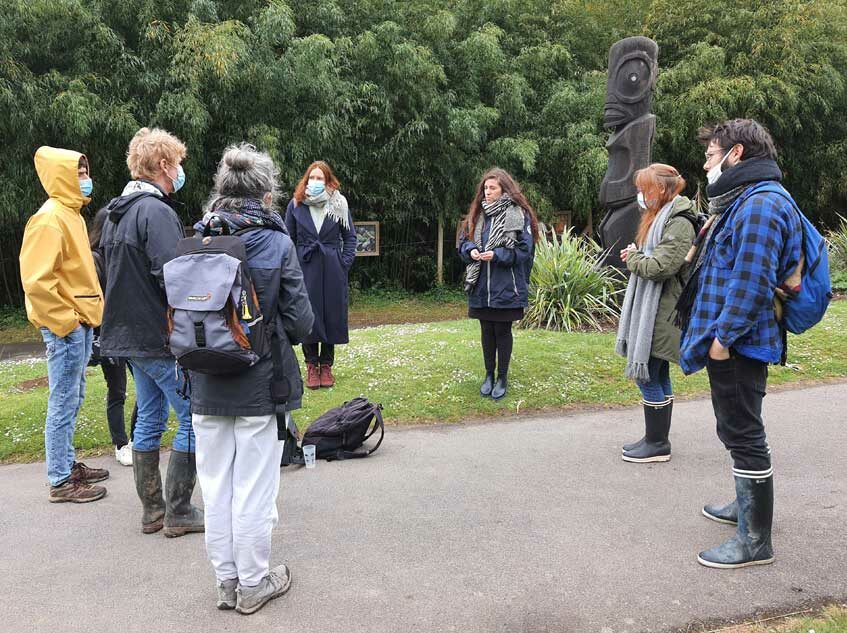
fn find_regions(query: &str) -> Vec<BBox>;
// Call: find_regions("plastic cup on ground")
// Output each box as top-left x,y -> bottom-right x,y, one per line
303,445 -> 316,469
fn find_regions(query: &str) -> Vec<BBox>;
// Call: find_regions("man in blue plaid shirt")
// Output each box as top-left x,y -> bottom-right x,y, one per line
679,119 -> 802,569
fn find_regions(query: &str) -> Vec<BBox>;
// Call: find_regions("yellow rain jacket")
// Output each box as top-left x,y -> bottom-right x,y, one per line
19,147 -> 103,337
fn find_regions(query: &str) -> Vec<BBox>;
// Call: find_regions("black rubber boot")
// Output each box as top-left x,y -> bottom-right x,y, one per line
163,450 -> 205,538
491,375 -> 507,400
698,475 -> 774,569
622,400 -> 671,463
622,396 -> 672,453
132,449 -> 165,534
480,373 -> 494,397
702,498 -> 739,526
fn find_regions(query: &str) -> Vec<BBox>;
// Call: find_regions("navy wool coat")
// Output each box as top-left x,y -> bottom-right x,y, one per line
285,197 -> 357,344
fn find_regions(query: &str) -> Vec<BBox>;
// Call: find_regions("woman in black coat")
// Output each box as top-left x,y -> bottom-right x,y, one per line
458,168 -> 539,401
284,161 -> 356,390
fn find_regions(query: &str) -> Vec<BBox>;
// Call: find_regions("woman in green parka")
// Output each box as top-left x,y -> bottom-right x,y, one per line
615,163 -> 696,464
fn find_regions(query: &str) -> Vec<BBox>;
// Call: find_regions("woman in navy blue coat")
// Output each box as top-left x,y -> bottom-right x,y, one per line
284,161 -> 356,390
458,168 -> 539,400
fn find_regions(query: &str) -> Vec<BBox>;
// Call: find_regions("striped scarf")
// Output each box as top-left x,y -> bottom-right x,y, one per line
464,195 -> 524,292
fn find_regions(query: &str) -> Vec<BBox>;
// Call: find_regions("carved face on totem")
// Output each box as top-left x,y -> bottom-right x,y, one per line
603,36 -> 659,130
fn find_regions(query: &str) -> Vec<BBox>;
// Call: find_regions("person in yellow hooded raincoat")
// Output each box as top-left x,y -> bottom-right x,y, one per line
19,147 -> 110,503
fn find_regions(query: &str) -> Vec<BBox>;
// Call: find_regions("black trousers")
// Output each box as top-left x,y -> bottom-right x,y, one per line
100,358 -> 136,448
479,320 -> 513,378
706,352 -> 771,474
303,343 -> 335,366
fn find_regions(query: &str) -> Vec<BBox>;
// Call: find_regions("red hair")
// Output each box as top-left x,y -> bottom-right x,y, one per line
293,160 -> 342,204
464,168 -> 540,243
633,163 -> 686,246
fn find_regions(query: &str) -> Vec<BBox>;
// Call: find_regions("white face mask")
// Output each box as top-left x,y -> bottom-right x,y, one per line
637,192 -> 647,209
706,148 -> 733,186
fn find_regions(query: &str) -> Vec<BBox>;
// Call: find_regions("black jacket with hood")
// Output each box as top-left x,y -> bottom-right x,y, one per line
99,181 -> 184,358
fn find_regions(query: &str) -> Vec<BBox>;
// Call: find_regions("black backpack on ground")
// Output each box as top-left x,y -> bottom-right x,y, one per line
300,398 -> 385,462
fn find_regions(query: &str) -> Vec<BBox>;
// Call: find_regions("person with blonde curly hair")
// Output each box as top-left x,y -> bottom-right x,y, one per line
100,127 -> 204,538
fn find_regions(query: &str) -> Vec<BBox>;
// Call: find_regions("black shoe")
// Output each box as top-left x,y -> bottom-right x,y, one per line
133,449 -> 165,534
622,400 -> 671,463
479,373 -> 494,397
623,397 -> 673,453
702,498 -> 739,526
698,475 -> 774,569
491,376 -> 507,400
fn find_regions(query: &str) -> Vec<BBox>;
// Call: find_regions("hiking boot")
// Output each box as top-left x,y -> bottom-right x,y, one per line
306,363 -> 320,390
698,475 -> 774,569
319,364 -> 335,388
163,450 -> 205,538
479,373 -> 494,397
622,399 -> 671,463
217,578 -> 238,610
702,498 -> 739,526
133,449 -> 165,533
491,376 -> 507,400
69,461 -> 110,484
49,479 -> 107,503
235,564 -> 292,615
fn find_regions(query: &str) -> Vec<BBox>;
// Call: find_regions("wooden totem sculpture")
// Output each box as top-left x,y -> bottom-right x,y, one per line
598,36 -> 659,268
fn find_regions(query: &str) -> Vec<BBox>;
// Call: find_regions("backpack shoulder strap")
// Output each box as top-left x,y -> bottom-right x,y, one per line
329,404 -> 385,461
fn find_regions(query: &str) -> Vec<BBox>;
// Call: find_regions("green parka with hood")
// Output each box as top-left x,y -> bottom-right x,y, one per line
625,195 -> 697,365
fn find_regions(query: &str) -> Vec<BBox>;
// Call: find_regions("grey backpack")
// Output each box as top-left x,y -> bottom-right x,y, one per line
163,226 -> 269,375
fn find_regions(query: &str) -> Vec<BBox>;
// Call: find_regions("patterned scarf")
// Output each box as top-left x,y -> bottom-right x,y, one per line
195,198 -> 287,235
464,195 -> 525,293
303,189 -> 350,229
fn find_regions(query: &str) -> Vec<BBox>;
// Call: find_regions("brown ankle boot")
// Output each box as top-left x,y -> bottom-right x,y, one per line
306,363 -> 321,390
319,364 -> 335,388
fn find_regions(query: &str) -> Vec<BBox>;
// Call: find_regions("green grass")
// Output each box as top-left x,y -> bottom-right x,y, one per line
2,300 -> 846,463
0,306 -> 39,343
723,604 -> 847,632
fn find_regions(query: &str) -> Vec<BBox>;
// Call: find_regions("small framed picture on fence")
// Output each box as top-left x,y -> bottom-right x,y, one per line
354,221 -> 380,256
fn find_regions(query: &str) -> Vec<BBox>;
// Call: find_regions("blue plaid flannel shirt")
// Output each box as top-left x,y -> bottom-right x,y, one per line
680,182 -> 802,375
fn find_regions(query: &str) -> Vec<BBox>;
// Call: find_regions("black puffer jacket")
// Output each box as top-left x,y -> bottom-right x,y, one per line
188,225 -> 314,415
99,181 -> 184,358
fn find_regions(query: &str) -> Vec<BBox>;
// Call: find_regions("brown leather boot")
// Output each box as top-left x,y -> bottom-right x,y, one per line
306,363 -> 320,390
319,364 -> 335,388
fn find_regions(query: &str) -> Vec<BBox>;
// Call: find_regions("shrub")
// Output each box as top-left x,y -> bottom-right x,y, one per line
521,229 -> 624,332
827,215 -> 847,292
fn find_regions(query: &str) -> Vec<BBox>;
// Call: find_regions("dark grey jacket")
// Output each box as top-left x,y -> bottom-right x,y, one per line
189,226 -> 314,416
99,182 -> 184,358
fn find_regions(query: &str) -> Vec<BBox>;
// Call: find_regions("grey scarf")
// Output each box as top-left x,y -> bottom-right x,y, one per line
304,189 -> 350,229
464,196 -> 525,292
615,199 -> 676,381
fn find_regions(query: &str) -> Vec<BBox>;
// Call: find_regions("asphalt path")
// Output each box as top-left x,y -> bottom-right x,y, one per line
2,383 -> 845,633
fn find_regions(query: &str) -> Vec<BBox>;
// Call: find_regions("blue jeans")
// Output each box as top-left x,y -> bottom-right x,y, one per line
41,325 -> 92,486
129,357 -> 195,453
636,356 -> 673,404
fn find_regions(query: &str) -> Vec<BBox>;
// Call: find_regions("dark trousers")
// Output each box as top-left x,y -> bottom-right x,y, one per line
706,352 -> 771,474
100,358 -> 136,448
303,343 -> 335,366
479,320 -> 513,378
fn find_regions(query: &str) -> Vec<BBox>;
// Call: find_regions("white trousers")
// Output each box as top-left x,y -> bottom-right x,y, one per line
193,412 -> 285,587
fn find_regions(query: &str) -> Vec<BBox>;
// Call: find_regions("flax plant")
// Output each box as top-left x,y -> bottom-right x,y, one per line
521,229 -> 624,332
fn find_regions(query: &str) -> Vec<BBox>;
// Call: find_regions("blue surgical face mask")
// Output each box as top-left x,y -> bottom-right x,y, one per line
307,181 -> 325,196
79,178 -> 93,198
171,165 -> 186,193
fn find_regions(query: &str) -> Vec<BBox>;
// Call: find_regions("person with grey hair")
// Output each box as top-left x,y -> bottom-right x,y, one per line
190,143 -> 314,615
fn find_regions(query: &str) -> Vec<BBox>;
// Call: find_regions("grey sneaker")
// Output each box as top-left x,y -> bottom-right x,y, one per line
235,564 -> 292,615
217,578 -> 238,610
